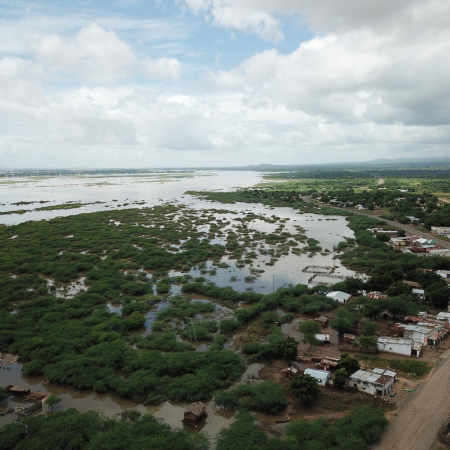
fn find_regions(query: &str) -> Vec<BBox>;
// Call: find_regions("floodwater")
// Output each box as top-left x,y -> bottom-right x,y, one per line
0,361 -> 274,437
0,170 -> 359,436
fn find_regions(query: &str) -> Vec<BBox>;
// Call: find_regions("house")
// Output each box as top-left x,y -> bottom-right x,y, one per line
407,216 -> 420,223
436,312 -> 450,324
343,333 -> 356,344
412,238 -> 436,249
14,402 -> 42,416
0,353 -> 18,366
428,249 -> 450,257
349,368 -> 397,398
377,230 -> 398,237
183,402 -> 207,424
401,323 -> 448,346
304,368 -> 331,386
412,288 -> 425,300
6,385 -> 31,396
326,291 -> 351,304
320,356 -> 340,371
314,316 -> 329,326
315,334 -> 331,345
390,237 -> 409,247
366,292 -> 388,300
437,270 -> 450,279
377,336 -> 422,357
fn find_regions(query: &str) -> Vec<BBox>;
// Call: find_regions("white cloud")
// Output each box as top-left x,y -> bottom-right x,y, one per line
34,23 -> 136,83
208,24 -> 450,127
141,56 -> 182,80
179,0 -> 283,42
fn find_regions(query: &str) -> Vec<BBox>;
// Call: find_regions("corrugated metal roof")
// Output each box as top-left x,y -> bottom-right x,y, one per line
304,368 -> 331,380
378,336 -> 413,345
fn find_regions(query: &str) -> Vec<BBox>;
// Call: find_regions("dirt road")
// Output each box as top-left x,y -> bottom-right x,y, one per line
373,349 -> 450,450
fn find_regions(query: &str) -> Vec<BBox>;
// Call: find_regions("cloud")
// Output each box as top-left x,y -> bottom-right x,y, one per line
179,0 -> 284,42
208,25 -> 450,127
141,56 -> 182,80
34,23 -> 136,83
178,0 -> 448,38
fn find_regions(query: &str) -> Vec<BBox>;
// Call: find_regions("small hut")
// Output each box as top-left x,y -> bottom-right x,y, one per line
183,402 -> 207,425
6,385 -> 31,396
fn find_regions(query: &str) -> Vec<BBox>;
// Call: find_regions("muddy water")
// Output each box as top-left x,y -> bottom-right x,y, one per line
0,362 -> 273,438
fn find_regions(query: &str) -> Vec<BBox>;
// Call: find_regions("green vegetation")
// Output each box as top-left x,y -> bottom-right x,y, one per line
45,394 -> 62,412
214,381 -> 288,413
299,320 -> 320,349
359,355 -> 430,378
333,369 -> 349,388
289,374 -> 320,404
0,409 -> 208,450
216,406 -> 387,450
338,353 -> 361,376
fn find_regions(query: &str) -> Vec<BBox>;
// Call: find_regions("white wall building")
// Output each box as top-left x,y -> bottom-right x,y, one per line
326,291 -> 351,304
377,336 -> 422,357
304,368 -> 331,386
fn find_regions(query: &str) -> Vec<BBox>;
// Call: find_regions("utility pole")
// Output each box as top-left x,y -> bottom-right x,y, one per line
271,275 -> 277,294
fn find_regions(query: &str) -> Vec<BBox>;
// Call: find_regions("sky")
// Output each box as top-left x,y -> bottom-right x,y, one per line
0,0 -> 449,168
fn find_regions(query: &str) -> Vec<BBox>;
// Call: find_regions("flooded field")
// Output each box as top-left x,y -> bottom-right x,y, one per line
0,170 -> 361,438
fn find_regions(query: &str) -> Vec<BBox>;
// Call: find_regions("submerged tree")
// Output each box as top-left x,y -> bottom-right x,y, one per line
45,394 -> 62,412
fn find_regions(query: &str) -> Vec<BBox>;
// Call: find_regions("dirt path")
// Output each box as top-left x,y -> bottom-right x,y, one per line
373,349 -> 450,450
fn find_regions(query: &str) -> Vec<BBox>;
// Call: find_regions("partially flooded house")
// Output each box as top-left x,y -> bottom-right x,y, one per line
183,402 -> 207,425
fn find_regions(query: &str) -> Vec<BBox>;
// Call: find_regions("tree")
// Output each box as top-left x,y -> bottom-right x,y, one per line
425,283 -> 450,309
299,321 -> 320,350
387,296 -> 417,319
279,336 -> 299,361
338,353 -> 360,376
359,336 -> 377,349
45,394 -> 62,412
388,281 -> 412,297
333,369 -> 348,388
289,374 -> 320,404
361,298 -> 387,319
330,317 -> 353,335
361,321 -> 378,336
217,410 -> 268,450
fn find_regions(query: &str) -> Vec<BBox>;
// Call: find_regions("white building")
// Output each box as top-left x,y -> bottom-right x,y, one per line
428,249 -> 450,257
326,291 -> 351,304
349,368 -> 396,398
436,312 -> 450,324
315,334 -> 331,345
377,336 -> 422,357
304,368 -> 331,386
403,324 -> 436,345
437,270 -> 450,279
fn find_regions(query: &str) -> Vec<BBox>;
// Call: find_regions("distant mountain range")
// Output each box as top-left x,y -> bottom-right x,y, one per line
2,157 -> 450,172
